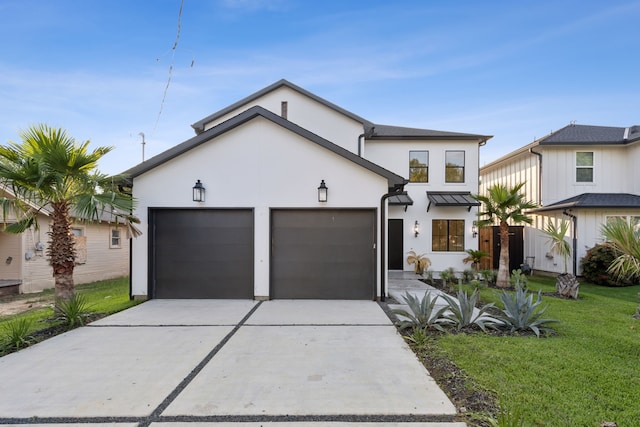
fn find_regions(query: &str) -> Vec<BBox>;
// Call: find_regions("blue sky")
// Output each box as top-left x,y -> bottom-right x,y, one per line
1,0 -> 638,175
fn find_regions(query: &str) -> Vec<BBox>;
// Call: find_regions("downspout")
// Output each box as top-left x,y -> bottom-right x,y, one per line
380,186 -> 407,301
358,133 -> 364,157
529,146 -> 542,206
563,210 -> 578,276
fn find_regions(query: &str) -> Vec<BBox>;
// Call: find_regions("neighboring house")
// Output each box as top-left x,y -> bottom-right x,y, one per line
125,79 -> 490,300
0,187 -> 130,294
480,123 -> 640,275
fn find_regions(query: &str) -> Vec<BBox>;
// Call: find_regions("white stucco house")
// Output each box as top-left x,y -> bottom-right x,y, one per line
125,79 -> 491,300
480,123 -> 640,275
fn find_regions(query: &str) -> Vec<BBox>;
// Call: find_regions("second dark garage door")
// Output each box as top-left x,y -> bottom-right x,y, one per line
150,209 -> 254,299
271,209 -> 376,299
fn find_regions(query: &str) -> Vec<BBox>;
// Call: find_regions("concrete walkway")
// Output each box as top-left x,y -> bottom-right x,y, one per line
0,299 -> 465,427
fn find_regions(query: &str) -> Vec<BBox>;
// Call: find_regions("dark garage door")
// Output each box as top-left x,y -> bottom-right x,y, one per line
271,209 -> 376,299
150,209 -> 254,299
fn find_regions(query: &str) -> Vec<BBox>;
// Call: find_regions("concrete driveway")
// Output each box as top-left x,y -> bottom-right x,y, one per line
0,300 -> 465,426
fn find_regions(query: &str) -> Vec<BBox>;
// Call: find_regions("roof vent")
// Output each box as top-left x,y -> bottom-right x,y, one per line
281,101 -> 288,119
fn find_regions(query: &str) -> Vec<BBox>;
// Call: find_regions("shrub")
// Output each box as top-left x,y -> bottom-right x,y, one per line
509,269 -> 528,290
462,268 -> 476,283
481,269 -> 498,286
55,294 -> 92,328
440,267 -> 457,286
1,317 -> 34,352
581,244 -> 636,287
496,287 -> 558,337
439,287 -> 500,332
392,291 -> 447,332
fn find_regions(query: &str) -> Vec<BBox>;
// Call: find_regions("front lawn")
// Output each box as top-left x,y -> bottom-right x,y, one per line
431,276 -> 640,425
0,277 -> 140,355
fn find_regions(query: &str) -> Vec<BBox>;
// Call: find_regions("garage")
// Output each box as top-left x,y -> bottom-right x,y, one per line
271,209 -> 376,299
149,209 -> 254,299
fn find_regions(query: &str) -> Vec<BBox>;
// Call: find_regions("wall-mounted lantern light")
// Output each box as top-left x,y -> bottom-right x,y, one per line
414,220 -> 420,237
472,221 -> 478,238
192,180 -> 205,202
318,180 -> 328,203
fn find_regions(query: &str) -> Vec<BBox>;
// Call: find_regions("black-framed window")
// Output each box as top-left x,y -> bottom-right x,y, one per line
576,151 -> 593,182
445,151 -> 465,183
432,219 -> 465,252
409,150 -> 428,182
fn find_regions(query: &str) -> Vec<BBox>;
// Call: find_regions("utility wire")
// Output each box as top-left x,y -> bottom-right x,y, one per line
153,0 -> 185,134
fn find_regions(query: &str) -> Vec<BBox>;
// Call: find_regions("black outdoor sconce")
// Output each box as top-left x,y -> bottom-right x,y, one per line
192,180 -> 205,202
472,221 -> 478,238
318,180 -> 328,203
414,220 -> 420,237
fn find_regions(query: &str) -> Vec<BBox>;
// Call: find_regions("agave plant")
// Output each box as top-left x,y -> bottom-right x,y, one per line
406,251 -> 431,275
1,317 -> 34,352
439,287 -> 500,332
55,293 -> 92,328
496,287 -> 558,337
392,291 -> 447,332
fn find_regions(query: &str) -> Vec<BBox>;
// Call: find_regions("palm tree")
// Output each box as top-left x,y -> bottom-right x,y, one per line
601,220 -> 640,283
463,249 -> 489,272
0,124 -> 140,302
544,220 -> 572,274
473,183 -> 537,288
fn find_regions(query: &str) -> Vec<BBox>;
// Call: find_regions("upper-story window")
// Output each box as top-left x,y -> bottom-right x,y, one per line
576,152 -> 594,182
445,151 -> 465,183
409,150 -> 428,183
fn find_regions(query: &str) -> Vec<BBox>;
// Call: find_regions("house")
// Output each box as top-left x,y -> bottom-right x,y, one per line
480,123 -> 640,275
125,79 -> 491,300
0,187 -> 130,294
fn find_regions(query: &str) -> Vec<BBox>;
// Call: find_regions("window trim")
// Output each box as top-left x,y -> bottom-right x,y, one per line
409,150 -> 429,183
445,150 -> 465,183
432,219 -> 465,252
575,151 -> 594,183
110,227 -> 122,249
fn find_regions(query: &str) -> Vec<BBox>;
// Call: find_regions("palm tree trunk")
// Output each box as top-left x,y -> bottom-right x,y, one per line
48,201 -> 76,301
497,221 -> 510,288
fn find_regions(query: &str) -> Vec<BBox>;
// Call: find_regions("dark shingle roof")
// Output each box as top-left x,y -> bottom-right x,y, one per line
125,106 -> 406,190
368,124 -> 491,142
539,124 -> 640,146
533,193 -> 640,212
191,79 -> 373,134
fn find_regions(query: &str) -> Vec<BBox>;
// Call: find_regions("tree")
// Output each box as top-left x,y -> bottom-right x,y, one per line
473,183 -> 537,288
601,220 -> 640,283
544,220 -> 571,274
0,124 -> 140,303
463,249 -> 489,272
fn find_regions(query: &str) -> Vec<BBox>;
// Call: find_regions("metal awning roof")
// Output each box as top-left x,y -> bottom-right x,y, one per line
388,194 -> 414,205
426,191 -> 480,212
530,193 -> 640,213
388,194 -> 414,212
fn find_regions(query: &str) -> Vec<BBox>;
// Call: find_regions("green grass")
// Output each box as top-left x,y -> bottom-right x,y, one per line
1,277 -> 140,354
436,276 -> 640,426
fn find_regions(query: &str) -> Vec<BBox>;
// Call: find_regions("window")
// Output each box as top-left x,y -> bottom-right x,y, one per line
445,151 -> 465,183
576,152 -> 594,182
409,150 -> 428,182
110,228 -> 121,249
432,219 -> 465,252
605,215 -> 640,236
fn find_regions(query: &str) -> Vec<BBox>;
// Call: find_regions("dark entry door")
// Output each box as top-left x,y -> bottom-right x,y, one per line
388,219 -> 404,269
492,226 -> 524,272
150,209 -> 254,299
271,209 -> 376,299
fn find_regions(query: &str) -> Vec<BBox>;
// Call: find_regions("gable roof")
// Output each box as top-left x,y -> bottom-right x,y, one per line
191,79 -> 373,134
539,124 -> 640,146
532,193 -> 640,212
367,124 -> 491,143
125,105 -> 407,190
